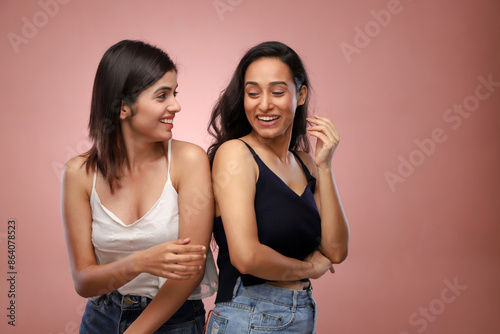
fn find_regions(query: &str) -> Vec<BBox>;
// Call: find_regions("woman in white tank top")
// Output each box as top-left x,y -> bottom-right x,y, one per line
61,40 -> 217,333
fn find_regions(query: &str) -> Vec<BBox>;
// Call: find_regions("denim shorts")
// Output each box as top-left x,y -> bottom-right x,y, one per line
206,277 -> 317,333
79,290 -> 205,334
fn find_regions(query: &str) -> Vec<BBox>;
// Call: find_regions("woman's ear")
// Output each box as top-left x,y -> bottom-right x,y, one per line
120,101 -> 131,120
297,85 -> 308,106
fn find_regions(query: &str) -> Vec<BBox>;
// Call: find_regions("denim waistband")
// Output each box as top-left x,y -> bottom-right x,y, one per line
233,277 -> 314,308
101,290 -> 205,324
105,290 -> 151,310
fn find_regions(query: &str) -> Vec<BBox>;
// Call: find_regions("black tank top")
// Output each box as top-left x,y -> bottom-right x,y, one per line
213,140 -> 322,303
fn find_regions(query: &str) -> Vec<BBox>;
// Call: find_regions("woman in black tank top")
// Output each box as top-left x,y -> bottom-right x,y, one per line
206,41 -> 350,333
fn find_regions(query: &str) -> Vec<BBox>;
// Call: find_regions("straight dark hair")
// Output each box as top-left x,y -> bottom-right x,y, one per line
207,41 -> 311,164
83,40 -> 176,192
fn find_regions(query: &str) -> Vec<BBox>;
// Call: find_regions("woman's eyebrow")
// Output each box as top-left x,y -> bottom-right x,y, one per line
269,81 -> 288,86
153,85 -> 178,94
244,81 -> 288,87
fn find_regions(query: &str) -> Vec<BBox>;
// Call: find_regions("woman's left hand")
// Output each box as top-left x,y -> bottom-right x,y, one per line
306,115 -> 340,168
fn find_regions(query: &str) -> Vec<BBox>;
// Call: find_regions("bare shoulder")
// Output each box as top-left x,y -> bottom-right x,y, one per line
212,139 -> 256,184
169,140 -> 211,192
214,139 -> 253,164
170,139 -> 209,168
62,155 -> 93,194
295,151 -> 318,177
63,155 -> 91,181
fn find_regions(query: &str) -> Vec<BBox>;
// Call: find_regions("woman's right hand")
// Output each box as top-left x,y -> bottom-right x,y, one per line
135,238 -> 206,280
305,250 -> 335,279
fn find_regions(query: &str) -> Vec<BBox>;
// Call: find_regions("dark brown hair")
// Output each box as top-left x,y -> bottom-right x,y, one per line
207,41 -> 311,164
84,40 -> 176,192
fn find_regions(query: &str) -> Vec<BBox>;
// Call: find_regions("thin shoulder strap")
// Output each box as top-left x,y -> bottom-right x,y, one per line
291,151 -> 314,181
167,139 -> 172,181
92,170 -> 97,189
237,139 -> 258,157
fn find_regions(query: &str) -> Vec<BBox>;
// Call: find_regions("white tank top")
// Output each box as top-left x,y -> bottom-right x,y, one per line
90,140 -> 217,299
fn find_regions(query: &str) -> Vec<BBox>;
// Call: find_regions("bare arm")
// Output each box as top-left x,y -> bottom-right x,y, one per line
213,140 -> 332,282
61,156 -> 205,298
124,142 -> 214,334
306,115 -> 350,263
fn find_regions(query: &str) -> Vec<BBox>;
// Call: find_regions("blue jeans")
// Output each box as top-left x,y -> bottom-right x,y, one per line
206,277 -> 317,333
79,290 -> 205,334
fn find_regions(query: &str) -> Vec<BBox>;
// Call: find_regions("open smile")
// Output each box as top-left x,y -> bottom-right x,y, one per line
257,115 -> 280,122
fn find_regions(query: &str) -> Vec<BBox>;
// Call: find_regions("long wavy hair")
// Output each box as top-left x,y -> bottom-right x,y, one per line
83,40 -> 177,192
207,41 -> 311,164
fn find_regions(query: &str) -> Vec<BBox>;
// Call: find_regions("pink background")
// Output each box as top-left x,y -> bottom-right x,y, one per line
1,0 -> 499,333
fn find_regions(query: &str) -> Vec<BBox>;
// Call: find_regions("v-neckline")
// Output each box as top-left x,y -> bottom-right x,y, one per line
92,141 -> 172,226
254,152 -> 310,199
93,179 -> 170,227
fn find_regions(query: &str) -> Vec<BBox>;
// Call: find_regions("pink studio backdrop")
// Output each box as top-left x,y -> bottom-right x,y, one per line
1,0 -> 499,333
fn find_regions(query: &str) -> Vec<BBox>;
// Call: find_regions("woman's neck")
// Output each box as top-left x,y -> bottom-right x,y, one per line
122,138 -> 166,174
248,131 -> 292,163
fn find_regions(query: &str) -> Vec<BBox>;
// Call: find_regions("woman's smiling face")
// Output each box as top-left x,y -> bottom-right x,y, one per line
121,70 -> 181,143
243,57 -> 306,142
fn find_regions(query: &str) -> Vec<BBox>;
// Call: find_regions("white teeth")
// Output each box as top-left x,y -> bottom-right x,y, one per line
258,116 -> 279,122
160,119 -> 173,124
